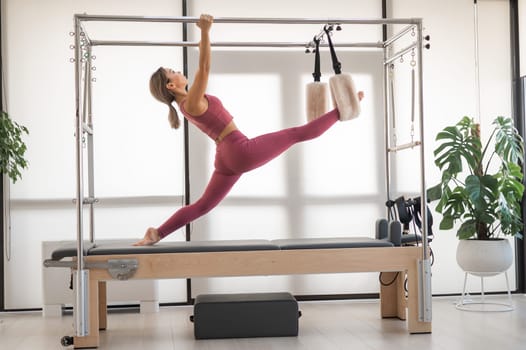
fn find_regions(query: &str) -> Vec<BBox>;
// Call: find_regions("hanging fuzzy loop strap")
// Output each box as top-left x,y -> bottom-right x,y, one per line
324,25 -> 341,75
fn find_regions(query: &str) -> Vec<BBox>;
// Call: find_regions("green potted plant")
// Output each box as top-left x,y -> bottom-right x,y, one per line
0,110 -> 29,183
427,116 -> 524,276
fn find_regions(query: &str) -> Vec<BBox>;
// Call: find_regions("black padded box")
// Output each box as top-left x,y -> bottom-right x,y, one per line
191,292 -> 300,339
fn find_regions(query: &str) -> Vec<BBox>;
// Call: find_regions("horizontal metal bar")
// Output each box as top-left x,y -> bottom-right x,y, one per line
89,40 -> 384,48
44,258 -> 139,280
10,195 -> 184,208
388,141 -> 422,152
384,42 -> 418,65
44,259 -> 76,268
75,14 -> 422,26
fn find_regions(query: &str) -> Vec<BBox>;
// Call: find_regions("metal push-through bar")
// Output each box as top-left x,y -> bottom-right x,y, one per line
77,14 -> 421,52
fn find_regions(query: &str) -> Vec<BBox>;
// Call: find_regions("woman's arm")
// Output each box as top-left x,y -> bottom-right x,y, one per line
184,14 -> 213,116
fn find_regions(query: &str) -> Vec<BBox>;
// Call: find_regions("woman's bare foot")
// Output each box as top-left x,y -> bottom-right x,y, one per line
133,227 -> 160,246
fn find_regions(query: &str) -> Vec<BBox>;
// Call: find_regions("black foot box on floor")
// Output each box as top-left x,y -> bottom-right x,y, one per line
191,292 -> 300,339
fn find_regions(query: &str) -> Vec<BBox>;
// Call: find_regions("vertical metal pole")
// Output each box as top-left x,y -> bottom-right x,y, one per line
509,0 -> 525,295
86,46 -> 95,243
74,16 -> 84,278
73,15 -> 89,337
416,22 -> 428,262
383,44 -> 392,209
0,0 -> 6,311
181,0 -> 193,305
416,19 -> 432,323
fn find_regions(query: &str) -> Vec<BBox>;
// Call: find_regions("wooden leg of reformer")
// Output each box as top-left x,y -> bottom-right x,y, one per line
406,263 -> 432,334
98,281 -> 107,331
73,277 -> 100,348
380,271 -> 406,320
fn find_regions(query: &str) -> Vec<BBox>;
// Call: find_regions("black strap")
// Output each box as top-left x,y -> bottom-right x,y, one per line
324,25 -> 341,75
385,199 -> 397,221
312,38 -> 321,82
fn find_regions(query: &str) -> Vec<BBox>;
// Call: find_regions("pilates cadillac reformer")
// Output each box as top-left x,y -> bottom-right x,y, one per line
44,14 -> 432,348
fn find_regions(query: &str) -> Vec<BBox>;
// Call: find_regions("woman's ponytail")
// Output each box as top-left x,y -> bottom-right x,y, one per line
167,103 -> 180,129
149,67 -> 181,129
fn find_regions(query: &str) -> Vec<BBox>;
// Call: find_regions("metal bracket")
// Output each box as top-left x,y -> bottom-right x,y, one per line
105,259 -> 138,280
418,259 -> 432,322
44,258 -> 139,280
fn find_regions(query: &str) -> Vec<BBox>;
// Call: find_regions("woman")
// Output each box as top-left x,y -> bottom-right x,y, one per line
135,14 -> 363,246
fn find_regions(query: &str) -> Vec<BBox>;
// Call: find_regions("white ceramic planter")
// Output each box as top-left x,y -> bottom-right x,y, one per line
456,239 -> 513,277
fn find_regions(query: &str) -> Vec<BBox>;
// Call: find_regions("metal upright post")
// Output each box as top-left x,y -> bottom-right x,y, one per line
85,46 -> 95,243
416,19 -> 432,323
73,14 -> 89,337
383,41 -> 392,208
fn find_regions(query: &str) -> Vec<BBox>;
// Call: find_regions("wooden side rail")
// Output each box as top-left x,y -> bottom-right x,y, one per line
72,246 -> 431,348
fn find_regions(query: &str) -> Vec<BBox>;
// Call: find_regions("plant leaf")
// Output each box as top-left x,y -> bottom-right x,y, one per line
427,183 -> 443,202
0,111 -> 29,183
457,220 -> 477,239
494,116 -> 524,164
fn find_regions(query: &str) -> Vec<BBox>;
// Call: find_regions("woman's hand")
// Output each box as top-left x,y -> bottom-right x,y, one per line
197,14 -> 213,32
133,227 -> 160,246
358,91 -> 364,101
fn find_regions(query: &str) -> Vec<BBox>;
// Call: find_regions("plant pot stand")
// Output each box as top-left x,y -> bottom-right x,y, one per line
455,239 -> 514,312
455,270 -> 513,312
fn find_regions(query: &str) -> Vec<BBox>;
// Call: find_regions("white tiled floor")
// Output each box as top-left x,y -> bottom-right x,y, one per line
1,295 -> 525,350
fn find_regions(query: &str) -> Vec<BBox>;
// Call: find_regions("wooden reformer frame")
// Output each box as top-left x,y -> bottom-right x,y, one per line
70,245 -> 430,348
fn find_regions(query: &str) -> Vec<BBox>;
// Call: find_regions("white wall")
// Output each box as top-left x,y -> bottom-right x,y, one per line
3,0 -> 188,309
391,0 -> 515,294
2,0 -> 518,308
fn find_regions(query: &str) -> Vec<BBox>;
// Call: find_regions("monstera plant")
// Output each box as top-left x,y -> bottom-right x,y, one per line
427,116 -> 524,240
0,110 -> 29,183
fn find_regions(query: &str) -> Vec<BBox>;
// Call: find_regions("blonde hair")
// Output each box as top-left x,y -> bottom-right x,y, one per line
149,67 -> 180,129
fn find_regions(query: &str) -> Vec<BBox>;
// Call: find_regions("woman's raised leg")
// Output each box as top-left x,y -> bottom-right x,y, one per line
222,109 -> 339,174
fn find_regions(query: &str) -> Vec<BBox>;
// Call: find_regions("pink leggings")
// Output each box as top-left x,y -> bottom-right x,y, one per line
157,109 -> 340,238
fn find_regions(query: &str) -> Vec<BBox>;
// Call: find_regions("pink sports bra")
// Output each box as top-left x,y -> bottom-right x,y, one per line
179,94 -> 234,141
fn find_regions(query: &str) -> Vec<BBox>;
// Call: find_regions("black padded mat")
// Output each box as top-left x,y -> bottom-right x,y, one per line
50,241 -> 97,261
49,237 -> 394,261
272,237 -> 394,250
89,239 -> 280,255
49,239 -> 280,260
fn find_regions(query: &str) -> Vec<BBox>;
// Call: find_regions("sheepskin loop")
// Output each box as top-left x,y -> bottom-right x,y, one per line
329,73 -> 361,121
306,82 -> 328,121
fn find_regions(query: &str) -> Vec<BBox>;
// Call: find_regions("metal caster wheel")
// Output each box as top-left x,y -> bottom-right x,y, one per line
61,336 -> 74,347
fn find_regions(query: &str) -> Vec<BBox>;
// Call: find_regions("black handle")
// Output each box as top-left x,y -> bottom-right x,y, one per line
312,38 -> 322,82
